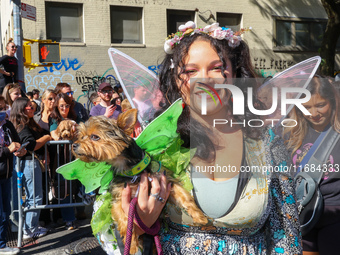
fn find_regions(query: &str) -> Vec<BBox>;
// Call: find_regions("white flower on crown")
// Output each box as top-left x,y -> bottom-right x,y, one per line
229,36 -> 242,47
164,34 -> 181,54
164,40 -> 174,54
178,21 -> 196,32
203,23 -> 220,33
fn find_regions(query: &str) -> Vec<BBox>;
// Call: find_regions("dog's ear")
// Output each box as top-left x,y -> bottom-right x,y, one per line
117,109 -> 138,136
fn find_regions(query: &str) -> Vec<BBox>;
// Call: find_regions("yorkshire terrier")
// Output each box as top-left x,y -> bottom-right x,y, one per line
72,110 -> 207,254
55,119 -> 78,140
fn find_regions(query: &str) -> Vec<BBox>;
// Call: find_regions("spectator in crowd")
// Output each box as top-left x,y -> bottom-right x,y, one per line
132,86 -> 150,119
54,83 -> 88,122
32,89 -> 41,107
111,97 -> 122,106
89,92 -> 100,107
26,91 -> 33,100
34,89 -> 56,133
89,83 -> 121,119
10,97 -> 51,240
144,89 -> 165,121
49,93 -> 81,230
0,105 -> 25,255
283,76 -> 340,254
34,89 -> 57,133
121,99 -> 131,112
0,38 -> 18,94
30,100 -> 39,114
33,89 -> 56,227
2,83 -> 22,117
0,96 -> 9,117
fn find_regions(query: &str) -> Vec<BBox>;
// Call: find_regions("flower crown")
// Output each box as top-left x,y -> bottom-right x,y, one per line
164,21 -> 251,54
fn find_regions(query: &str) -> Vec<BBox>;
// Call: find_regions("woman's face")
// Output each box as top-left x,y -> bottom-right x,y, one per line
24,101 -> 35,118
10,88 -> 22,102
42,92 -> 56,111
57,98 -> 70,118
7,42 -> 17,56
302,93 -> 332,132
177,40 -> 234,115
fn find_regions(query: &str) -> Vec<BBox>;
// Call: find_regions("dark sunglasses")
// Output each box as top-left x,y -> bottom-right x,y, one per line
66,91 -> 74,96
11,46 -> 18,49
100,90 -> 113,94
47,97 -> 55,101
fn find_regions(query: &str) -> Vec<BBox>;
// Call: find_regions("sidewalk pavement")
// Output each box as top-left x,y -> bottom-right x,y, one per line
8,219 -> 106,255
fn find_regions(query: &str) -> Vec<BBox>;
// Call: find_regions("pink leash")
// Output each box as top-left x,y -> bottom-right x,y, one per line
124,197 -> 163,255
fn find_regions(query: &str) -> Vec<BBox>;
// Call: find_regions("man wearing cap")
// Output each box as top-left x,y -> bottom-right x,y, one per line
90,82 -> 122,119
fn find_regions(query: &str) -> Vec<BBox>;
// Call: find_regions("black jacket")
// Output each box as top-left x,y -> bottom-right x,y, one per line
0,120 -> 20,179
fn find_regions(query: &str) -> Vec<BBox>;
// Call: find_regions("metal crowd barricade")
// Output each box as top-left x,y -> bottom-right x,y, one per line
12,140 -> 86,247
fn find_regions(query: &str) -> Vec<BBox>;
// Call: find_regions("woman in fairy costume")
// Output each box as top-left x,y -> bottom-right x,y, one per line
119,21 -> 302,254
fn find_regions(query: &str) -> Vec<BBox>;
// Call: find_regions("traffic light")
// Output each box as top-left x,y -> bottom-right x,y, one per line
38,42 -> 60,63
23,43 -> 31,65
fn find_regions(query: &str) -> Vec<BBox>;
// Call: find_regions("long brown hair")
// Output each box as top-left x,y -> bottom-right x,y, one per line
283,76 -> 340,155
2,83 -> 21,107
10,97 -> 42,133
50,93 -> 76,124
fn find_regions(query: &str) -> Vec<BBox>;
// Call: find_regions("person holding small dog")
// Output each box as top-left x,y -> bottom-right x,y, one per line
10,97 -> 51,240
118,21 -> 302,254
49,92 -> 81,230
89,82 -> 122,119
54,83 -> 88,122
283,76 -> 340,255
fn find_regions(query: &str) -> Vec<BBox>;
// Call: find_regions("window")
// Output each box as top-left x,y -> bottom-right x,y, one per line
274,18 -> 339,51
45,2 -> 83,42
167,10 -> 195,35
216,13 -> 242,32
110,6 -> 143,44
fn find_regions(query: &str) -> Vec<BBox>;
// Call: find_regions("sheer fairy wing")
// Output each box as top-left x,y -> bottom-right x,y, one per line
257,56 -> 321,126
56,159 -> 113,194
135,98 -> 183,155
108,48 -> 164,129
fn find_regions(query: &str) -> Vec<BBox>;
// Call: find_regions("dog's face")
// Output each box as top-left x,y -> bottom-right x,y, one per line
55,119 -> 78,140
72,109 -> 138,165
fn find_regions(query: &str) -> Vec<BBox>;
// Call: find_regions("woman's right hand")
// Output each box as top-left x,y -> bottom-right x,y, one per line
121,172 -> 171,234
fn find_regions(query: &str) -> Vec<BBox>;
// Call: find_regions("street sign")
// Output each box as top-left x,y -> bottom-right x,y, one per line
21,3 -> 36,21
38,43 -> 61,63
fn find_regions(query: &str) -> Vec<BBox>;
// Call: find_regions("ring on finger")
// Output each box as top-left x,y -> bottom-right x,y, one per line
150,193 -> 159,200
158,196 -> 165,203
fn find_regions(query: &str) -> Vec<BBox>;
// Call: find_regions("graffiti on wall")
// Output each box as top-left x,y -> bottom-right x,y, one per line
25,73 -> 75,92
148,64 -> 162,75
253,57 -> 294,77
38,58 -> 83,74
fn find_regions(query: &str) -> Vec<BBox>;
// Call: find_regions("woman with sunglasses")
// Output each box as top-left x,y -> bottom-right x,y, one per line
49,93 -> 82,230
0,38 -> 18,94
10,97 -> 51,240
34,89 -> 57,133
33,89 -> 56,226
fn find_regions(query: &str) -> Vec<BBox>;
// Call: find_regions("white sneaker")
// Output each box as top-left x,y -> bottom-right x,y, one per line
0,247 -> 20,254
23,227 -> 48,240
